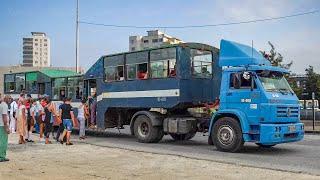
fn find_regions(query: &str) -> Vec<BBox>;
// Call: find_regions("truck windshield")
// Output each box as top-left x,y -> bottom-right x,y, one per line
256,70 -> 293,94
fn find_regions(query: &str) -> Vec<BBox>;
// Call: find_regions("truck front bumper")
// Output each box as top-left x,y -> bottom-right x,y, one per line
258,123 -> 304,145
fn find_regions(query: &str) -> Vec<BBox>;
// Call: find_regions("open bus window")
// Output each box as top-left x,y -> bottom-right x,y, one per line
126,51 -> 148,80
15,73 -> 26,93
190,49 -> 212,78
137,63 -> 148,79
4,74 -> 15,93
150,48 -> 176,78
104,55 -> 124,82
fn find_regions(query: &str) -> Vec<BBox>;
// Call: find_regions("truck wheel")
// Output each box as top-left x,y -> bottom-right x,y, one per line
256,143 -> 276,148
212,117 -> 244,152
169,131 -> 196,141
134,115 -> 164,143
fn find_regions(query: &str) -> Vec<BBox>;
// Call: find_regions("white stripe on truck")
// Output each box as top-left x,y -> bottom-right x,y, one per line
97,89 -> 180,101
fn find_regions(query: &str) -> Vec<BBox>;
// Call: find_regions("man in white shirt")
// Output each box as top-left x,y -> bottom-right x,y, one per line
0,94 -> 10,162
9,98 -> 18,133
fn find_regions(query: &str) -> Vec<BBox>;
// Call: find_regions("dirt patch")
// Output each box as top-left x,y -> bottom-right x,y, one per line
0,134 -> 318,180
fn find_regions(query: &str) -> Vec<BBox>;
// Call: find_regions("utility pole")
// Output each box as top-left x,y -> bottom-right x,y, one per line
75,0 -> 79,73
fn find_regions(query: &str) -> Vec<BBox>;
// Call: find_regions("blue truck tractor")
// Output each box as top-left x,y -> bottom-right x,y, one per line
84,39 -> 304,152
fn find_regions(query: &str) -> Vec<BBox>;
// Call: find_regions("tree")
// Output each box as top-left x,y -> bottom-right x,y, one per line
260,41 -> 293,69
304,66 -> 320,100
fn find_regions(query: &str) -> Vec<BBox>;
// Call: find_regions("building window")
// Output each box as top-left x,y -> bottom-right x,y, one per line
130,40 -> 134,44
131,47 -> 135,51
143,40 -> 149,43
152,39 -> 158,43
150,48 -> 176,78
126,51 -> 148,80
44,39 -> 47,42
35,39 -> 38,41
35,43 -> 38,46
104,55 -> 124,81
44,44 -> 47,46
190,49 -> 212,78
159,38 -> 163,42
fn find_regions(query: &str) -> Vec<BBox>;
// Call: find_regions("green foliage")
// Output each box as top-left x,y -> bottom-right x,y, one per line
304,66 -> 320,99
260,42 -> 293,69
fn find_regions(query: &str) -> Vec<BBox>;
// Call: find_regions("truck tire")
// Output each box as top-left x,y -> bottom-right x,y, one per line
169,131 -> 197,141
212,117 -> 244,152
256,143 -> 276,148
134,115 -> 164,143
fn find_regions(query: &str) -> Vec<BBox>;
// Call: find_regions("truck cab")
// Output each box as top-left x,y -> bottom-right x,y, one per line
209,40 -> 304,152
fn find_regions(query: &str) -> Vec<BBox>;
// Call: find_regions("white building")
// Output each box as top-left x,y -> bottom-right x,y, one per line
23,32 -> 50,67
129,30 -> 184,52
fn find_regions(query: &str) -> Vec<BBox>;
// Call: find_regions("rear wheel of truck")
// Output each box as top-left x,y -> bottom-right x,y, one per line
134,115 -> 164,143
169,131 -> 197,141
256,143 -> 276,148
212,117 -> 244,153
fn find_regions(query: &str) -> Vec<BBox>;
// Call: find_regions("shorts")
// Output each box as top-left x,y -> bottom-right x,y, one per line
63,119 -> 73,132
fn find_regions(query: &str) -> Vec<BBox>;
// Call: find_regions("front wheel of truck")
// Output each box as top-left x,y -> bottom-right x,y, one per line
212,117 -> 244,153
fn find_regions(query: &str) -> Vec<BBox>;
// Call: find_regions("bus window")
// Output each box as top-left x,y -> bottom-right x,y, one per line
150,48 -> 176,78
126,51 -> 148,80
15,73 -> 26,92
104,55 -> 124,82
137,63 -> 148,79
4,74 -> 15,93
190,49 -> 212,78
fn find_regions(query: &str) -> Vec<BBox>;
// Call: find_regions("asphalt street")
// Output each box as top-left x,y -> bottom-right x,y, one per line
77,128 -> 320,176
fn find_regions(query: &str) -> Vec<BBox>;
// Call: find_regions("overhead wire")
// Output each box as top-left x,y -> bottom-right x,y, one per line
79,10 -> 319,29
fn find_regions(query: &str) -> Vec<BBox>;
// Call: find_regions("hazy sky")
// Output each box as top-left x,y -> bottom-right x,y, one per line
0,0 -> 319,74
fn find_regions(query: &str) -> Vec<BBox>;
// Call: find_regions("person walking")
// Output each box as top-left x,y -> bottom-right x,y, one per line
16,98 -> 26,144
77,99 -> 86,140
25,98 -> 34,142
55,98 -> 66,141
43,98 -> 53,144
0,94 -> 10,162
9,98 -> 18,133
59,97 -> 76,145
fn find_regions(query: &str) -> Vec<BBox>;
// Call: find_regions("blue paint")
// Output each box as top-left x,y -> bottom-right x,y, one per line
209,40 -> 304,146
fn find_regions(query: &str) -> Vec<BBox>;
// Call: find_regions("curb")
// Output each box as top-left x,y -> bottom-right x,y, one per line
305,130 -> 320,134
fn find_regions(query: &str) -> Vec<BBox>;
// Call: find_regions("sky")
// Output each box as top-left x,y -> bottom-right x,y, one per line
0,0 -> 319,74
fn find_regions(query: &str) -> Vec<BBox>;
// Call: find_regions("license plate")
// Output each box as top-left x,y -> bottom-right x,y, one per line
288,125 -> 296,132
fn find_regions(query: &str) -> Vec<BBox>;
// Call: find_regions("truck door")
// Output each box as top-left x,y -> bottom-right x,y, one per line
226,72 -> 261,124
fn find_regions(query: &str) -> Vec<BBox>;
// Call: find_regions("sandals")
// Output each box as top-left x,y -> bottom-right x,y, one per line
66,142 -> 73,146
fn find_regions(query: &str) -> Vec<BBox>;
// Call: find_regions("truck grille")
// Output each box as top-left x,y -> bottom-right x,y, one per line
276,106 -> 299,118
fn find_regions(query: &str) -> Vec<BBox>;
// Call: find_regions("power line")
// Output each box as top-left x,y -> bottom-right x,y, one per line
79,10 -> 319,29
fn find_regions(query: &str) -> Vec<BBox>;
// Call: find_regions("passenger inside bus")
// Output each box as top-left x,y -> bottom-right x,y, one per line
117,66 -> 124,80
137,63 -> 148,79
169,64 -> 176,77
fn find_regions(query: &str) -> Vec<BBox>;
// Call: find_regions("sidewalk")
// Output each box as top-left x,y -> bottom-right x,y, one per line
302,120 -> 320,133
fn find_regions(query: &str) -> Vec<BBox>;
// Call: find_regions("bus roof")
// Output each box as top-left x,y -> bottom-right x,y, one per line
101,42 -> 219,59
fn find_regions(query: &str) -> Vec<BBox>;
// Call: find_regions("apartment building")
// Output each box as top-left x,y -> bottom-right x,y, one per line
129,30 -> 184,51
23,32 -> 50,67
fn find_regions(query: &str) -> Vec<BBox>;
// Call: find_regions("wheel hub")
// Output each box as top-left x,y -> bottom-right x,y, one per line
138,122 -> 149,137
217,125 -> 234,145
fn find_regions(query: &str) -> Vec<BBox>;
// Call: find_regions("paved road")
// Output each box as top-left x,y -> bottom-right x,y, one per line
78,128 -> 320,176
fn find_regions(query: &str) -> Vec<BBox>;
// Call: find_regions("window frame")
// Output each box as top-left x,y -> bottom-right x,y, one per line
190,49 -> 213,79
104,55 -> 125,82
150,47 -> 177,79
